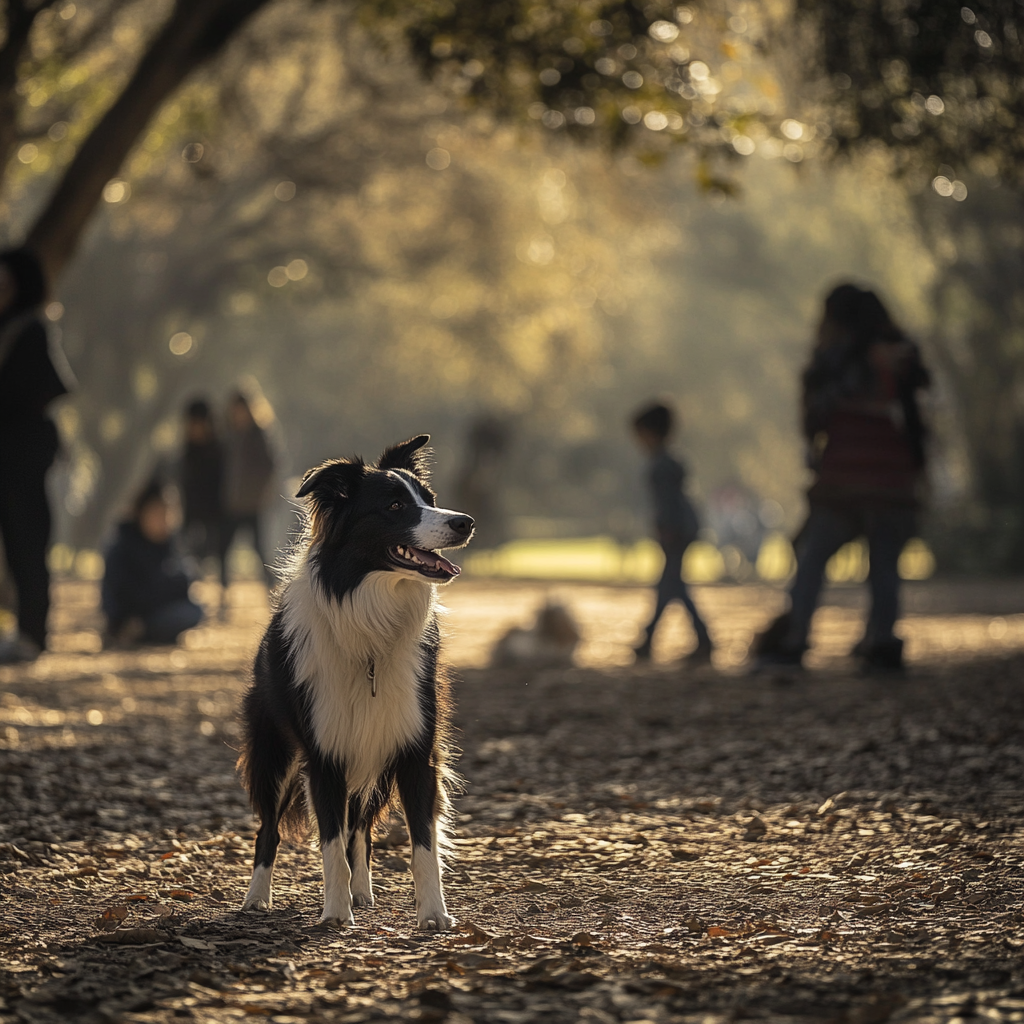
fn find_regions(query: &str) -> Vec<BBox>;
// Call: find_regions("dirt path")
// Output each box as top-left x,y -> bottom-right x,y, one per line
1,580 -> 1022,1024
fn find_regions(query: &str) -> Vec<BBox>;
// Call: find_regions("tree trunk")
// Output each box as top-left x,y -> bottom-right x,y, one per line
24,0 -> 271,282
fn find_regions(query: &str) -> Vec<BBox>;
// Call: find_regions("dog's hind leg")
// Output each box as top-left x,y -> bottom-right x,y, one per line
308,756 -> 353,927
347,794 -> 374,909
397,751 -> 454,931
242,744 -> 299,912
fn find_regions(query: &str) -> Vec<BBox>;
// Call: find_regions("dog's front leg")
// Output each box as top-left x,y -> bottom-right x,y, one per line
308,757 -> 354,927
397,752 -> 454,931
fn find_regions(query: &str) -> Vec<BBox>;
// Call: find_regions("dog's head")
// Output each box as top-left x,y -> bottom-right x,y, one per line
297,434 -> 474,588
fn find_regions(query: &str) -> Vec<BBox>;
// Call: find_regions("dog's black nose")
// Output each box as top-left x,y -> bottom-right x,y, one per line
447,515 -> 474,537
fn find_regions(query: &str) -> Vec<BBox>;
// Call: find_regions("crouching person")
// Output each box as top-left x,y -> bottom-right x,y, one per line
102,481 -> 204,647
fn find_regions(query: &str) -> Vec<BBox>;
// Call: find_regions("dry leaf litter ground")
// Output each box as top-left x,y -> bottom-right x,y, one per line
1,578 -> 1023,1024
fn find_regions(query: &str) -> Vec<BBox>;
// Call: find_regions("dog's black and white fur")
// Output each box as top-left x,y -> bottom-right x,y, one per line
238,435 -> 473,930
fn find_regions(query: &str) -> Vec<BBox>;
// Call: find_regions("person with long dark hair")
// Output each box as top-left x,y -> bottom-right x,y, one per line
756,284 -> 930,672
0,248 -> 73,663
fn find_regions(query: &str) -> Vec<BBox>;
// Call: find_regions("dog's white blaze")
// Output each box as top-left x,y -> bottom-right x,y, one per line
320,837 -> 354,925
243,865 -> 274,909
394,473 -> 468,552
411,821 -> 453,930
349,830 -> 373,906
282,558 -> 433,796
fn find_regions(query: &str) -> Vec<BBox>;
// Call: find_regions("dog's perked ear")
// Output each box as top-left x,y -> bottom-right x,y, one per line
296,458 -> 365,499
297,459 -> 366,545
377,434 -> 432,480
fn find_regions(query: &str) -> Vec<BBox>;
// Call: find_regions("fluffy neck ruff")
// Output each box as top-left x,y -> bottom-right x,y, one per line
283,546 -> 437,668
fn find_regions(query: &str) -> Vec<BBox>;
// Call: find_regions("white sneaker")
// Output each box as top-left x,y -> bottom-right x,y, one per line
0,634 -> 42,664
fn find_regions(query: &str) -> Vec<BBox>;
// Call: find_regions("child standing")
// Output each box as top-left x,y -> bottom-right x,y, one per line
631,401 -> 713,665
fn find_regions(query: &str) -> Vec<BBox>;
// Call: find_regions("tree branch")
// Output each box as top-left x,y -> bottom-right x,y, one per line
24,0 -> 272,280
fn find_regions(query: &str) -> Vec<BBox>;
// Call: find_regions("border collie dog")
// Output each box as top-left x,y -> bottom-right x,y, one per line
238,435 -> 473,930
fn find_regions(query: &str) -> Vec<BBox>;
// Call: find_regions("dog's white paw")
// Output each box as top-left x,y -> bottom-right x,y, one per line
317,912 -> 355,928
417,910 -> 456,932
352,892 -> 375,909
241,897 -> 271,912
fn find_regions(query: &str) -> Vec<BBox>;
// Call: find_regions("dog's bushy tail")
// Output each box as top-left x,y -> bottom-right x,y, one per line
236,686 -> 310,842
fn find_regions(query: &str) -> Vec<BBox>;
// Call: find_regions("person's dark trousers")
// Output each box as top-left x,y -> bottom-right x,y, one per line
185,516 -> 224,563
783,504 -> 916,653
143,599 -> 204,644
0,452 -> 52,649
219,513 -> 268,588
642,541 -> 711,649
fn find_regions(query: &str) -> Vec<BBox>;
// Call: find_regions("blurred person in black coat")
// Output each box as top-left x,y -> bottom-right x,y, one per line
179,398 -> 225,567
0,248 -> 73,664
220,391 -> 274,588
101,481 -> 203,647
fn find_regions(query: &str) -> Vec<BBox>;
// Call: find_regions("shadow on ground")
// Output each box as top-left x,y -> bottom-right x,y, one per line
1,583 -> 1023,1023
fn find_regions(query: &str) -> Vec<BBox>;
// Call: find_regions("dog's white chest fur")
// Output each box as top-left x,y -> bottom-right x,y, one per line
282,566 -> 435,795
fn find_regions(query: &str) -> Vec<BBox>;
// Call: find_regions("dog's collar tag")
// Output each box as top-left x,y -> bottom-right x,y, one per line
368,659 -> 376,697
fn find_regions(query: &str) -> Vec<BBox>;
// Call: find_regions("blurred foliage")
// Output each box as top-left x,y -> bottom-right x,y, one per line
374,0 -> 780,172
1,0 -> 1020,574
796,0 -> 1024,185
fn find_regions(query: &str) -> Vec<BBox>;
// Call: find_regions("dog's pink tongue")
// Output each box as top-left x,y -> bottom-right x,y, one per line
412,547 -> 461,576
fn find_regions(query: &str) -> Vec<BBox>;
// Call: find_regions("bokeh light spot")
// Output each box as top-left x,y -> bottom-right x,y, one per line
103,179 -> 130,203
274,180 -> 296,201
649,20 -> 680,42
286,259 -> 308,281
426,148 -> 451,170
267,266 -> 289,287
169,332 -> 193,356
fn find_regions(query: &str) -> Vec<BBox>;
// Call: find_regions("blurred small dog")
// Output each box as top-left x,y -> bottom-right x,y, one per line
237,435 -> 473,929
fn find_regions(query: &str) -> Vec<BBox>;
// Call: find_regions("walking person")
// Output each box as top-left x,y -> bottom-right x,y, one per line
101,480 -> 204,647
631,401 -> 714,665
220,390 -> 275,590
754,284 -> 930,672
0,248 -> 73,664
179,398 -> 225,569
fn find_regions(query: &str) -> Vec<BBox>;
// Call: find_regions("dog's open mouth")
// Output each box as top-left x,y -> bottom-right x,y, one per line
389,545 -> 461,581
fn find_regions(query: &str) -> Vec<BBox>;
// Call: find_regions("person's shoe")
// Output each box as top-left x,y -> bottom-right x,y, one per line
859,637 -> 905,674
684,641 -> 714,667
754,649 -> 804,670
103,617 -> 145,651
633,639 -> 653,662
0,634 -> 42,665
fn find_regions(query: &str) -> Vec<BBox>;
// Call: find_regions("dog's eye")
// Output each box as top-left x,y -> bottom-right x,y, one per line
388,501 -> 403,511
